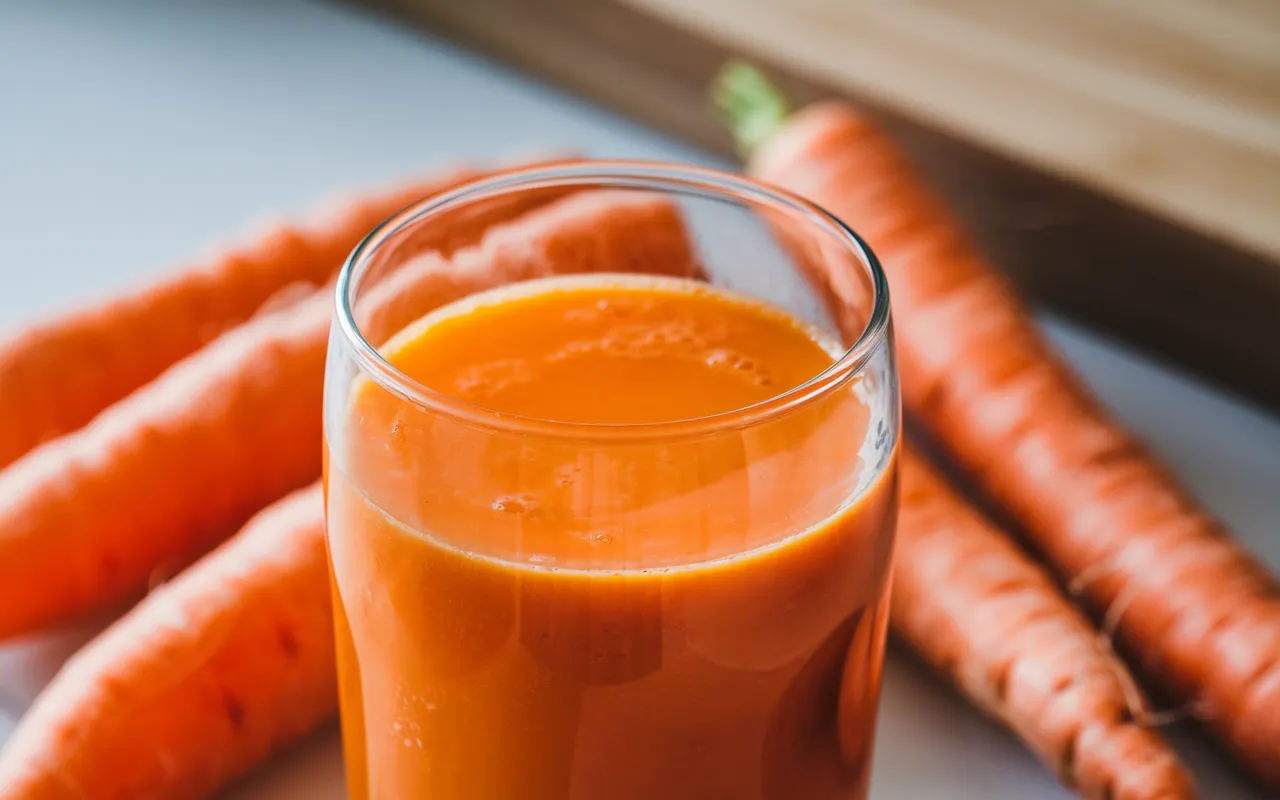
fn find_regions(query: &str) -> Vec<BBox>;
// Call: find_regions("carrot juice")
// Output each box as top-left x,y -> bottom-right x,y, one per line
326,274 -> 898,799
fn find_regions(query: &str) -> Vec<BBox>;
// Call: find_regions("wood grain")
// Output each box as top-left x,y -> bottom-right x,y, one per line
358,0 -> 1280,413
632,0 -> 1280,263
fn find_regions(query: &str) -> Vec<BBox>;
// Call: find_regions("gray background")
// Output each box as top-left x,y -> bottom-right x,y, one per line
0,2 -> 1276,797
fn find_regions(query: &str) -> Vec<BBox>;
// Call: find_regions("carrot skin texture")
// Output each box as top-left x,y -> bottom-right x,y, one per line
0,191 -> 701,642
0,164 -> 557,471
0,485 -> 333,800
0,294 -> 330,640
894,449 -> 1196,800
752,103 -> 1280,784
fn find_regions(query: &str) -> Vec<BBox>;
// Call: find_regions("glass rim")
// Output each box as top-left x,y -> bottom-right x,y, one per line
334,159 -> 892,441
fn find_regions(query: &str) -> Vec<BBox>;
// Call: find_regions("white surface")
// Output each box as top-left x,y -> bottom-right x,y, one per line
0,1 -> 1276,798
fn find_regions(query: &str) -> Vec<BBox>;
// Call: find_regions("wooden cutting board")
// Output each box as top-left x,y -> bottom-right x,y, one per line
361,0 -> 1280,412
630,0 -> 1280,263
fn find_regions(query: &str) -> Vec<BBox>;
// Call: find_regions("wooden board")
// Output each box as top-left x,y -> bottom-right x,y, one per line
630,0 -> 1280,264
360,0 -> 1280,413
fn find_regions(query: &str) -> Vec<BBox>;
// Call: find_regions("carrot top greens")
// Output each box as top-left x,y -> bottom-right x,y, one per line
711,61 -> 792,159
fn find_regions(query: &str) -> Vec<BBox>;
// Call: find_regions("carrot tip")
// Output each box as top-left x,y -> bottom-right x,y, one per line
709,60 -> 791,160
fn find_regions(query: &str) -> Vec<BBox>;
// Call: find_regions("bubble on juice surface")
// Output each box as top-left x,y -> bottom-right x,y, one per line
563,294 -> 656,323
547,339 -> 598,362
551,318 -> 714,362
490,493 -> 541,516
701,347 -> 775,389
564,524 -> 618,547
453,358 -> 534,400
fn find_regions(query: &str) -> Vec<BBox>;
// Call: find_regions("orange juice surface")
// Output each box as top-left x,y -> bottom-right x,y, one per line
326,275 -> 898,800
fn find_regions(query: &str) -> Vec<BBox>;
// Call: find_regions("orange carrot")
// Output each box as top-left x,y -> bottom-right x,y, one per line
0,191 -> 701,641
715,63 -> 1280,784
0,484 -> 333,800
895,448 -> 1195,799
0,162 -> 561,471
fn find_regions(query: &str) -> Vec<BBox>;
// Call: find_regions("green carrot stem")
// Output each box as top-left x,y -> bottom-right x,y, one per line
710,61 -> 793,160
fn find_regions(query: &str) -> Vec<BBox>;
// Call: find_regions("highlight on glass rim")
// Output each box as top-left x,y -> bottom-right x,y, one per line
1,4 -> 1276,800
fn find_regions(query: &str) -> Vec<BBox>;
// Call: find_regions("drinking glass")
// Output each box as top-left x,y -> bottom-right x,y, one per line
323,161 -> 900,800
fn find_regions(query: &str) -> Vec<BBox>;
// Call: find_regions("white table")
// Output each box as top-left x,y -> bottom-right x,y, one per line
1,2 -> 1276,797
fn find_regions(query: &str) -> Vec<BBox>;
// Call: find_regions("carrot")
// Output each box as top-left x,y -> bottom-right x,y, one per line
895,448 -> 1195,799
0,162 -> 561,471
0,190 -> 702,641
0,484 -> 333,800
715,62 -> 1280,784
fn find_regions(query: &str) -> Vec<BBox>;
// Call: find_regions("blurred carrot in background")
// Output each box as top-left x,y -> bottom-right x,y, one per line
715,62 -> 1280,786
0,189 -> 699,642
0,290 -> 331,641
0,162 -> 556,471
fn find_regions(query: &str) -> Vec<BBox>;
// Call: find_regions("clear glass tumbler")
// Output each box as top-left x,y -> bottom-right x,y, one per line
323,161 -> 900,800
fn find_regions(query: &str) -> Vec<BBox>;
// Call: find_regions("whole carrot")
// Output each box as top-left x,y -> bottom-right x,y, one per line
0,190 -> 701,641
715,63 -> 1280,784
895,449 -> 1196,799
0,485 -> 333,800
0,162 -> 560,471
